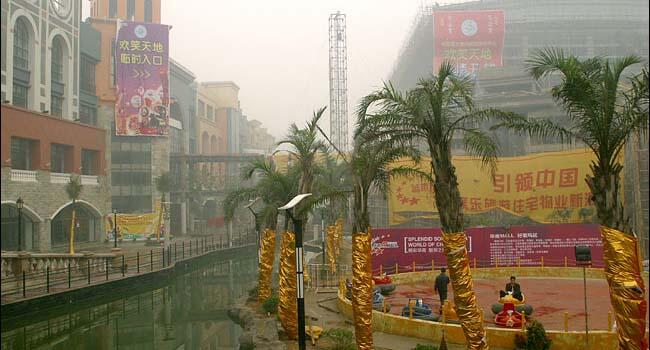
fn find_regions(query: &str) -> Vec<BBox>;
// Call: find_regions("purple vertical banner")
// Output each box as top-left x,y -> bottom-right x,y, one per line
115,21 -> 170,136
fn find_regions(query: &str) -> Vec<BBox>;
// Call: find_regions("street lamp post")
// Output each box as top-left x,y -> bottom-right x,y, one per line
279,193 -> 312,350
113,208 -> 118,248
16,197 -> 24,251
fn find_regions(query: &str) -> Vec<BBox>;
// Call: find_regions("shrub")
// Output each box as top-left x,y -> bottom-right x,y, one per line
323,328 -> 356,350
413,344 -> 438,350
515,320 -> 552,350
262,295 -> 279,314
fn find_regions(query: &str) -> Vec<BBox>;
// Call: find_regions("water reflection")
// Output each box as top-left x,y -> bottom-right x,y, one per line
1,257 -> 257,350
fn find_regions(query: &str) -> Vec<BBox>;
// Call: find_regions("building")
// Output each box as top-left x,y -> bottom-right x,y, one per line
381,0 -> 650,244
88,0 -> 169,214
1,0 -> 108,252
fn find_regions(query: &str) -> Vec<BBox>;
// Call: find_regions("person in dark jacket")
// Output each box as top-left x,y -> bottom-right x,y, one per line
505,276 -> 523,301
434,268 -> 450,313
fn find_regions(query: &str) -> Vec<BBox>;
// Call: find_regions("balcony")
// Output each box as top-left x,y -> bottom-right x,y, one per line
50,172 -> 70,184
10,169 -> 37,182
80,175 -> 99,185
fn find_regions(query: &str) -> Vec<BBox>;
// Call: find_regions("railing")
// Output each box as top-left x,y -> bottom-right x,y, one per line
49,172 -> 70,184
80,175 -> 99,185
10,169 -> 37,182
371,256 -> 606,276
1,233 -> 257,303
306,263 -> 350,290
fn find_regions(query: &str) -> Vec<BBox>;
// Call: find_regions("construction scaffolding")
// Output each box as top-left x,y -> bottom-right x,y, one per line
328,12 -> 348,152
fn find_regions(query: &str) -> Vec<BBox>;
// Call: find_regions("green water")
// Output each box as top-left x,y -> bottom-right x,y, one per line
1,256 -> 257,350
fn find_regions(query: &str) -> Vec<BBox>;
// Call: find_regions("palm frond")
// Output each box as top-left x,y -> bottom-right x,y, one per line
461,128 -> 499,176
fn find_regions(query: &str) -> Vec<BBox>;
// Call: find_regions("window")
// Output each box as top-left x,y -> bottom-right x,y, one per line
109,0 -> 117,18
50,143 -> 70,173
207,105 -> 214,120
12,84 -> 28,109
13,20 -> 30,70
127,0 -> 135,19
110,40 -> 116,86
80,56 -> 96,93
11,137 -> 33,170
81,149 -> 99,175
111,138 -> 153,213
144,0 -> 152,22
13,19 -> 31,108
198,100 -> 205,117
51,37 -> 65,117
79,103 -> 97,125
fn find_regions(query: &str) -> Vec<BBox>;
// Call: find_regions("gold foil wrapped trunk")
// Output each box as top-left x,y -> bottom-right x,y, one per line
327,225 -> 337,271
335,219 -> 344,258
278,231 -> 297,339
601,226 -> 648,350
352,230 -> 374,350
442,231 -> 489,350
258,228 -> 277,303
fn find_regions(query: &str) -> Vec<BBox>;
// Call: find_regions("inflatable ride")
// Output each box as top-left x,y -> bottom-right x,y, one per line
400,298 -> 440,321
494,293 -> 528,328
373,274 -> 396,295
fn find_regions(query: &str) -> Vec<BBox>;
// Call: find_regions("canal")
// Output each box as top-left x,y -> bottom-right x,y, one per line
1,255 -> 257,349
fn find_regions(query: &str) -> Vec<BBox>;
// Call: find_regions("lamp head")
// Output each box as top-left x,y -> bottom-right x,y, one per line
16,197 -> 24,209
278,193 -> 312,211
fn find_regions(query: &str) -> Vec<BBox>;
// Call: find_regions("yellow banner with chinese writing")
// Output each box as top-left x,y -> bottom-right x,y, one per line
105,201 -> 163,239
389,148 -> 621,225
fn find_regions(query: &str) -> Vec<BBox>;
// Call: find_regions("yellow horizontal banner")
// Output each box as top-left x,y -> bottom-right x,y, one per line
389,148 -> 621,225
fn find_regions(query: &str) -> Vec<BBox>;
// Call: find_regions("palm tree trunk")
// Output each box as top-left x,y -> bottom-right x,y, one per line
278,230 -> 297,339
258,228 -> 277,303
350,185 -> 374,350
588,162 -> 647,350
430,149 -> 488,350
69,200 -> 76,255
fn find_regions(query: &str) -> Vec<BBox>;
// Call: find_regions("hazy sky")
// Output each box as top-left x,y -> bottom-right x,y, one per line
86,1 -> 427,139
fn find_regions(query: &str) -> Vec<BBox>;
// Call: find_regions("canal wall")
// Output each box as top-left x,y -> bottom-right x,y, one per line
0,244 -> 256,322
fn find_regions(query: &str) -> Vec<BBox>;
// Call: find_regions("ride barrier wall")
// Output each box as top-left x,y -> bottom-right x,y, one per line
337,267 -> 650,349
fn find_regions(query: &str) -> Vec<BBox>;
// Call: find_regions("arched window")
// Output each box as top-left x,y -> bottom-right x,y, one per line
51,36 -> 66,117
201,132 -> 209,154
210,135 -> 217,154
12,19 -> 31,108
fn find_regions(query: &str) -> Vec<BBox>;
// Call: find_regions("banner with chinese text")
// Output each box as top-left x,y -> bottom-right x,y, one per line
115,21 -> 170,136
389,148 -> 614,225
433,10 -> 505,76
105,201 -> 163,240
372,224 -> 604,270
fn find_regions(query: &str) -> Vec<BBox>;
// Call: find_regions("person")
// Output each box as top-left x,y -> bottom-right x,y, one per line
505,276 -> 523,301
434,268 -> 450,313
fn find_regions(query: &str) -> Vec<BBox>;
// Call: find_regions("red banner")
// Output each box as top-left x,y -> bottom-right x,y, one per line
433,10 -> 505,76
372,224 -> 603,273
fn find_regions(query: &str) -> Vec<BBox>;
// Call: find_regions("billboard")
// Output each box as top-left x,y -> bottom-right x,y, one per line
105,201 -> 163,240
388,148 -> 616,225
371,224 -> 604,272
115,21 -> 170,136
433,10 -> 505,77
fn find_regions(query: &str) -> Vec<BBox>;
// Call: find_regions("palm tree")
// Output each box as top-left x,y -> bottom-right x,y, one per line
65,174 -> 83,255
155,172 -> 172,243
223,158 -> 300,304
492,48 -> 648,349
357,62 -> 517,349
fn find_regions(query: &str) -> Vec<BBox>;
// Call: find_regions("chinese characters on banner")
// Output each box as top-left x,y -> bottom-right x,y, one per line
105,201 -> 163,239
388,148 -> 622,225
433,10 -> 505,77
371,225 -> 604,270
115,21 -> 170,136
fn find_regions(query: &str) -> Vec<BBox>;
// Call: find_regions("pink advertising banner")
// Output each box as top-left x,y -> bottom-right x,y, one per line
372,224 -> 603,273
115,21 -> 170,136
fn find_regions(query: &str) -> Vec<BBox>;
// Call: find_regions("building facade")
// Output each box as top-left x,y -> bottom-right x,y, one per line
1,0 -> 108,252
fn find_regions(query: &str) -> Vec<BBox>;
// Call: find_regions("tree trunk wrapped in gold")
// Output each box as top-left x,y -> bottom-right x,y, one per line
327,225 -> 337,271
335,218 -> 344,258
443,231 -> 489,350
278,231 -> 297,339
601,226 -> 648,350
352,230 -> 373,350
258,228 -> 277,303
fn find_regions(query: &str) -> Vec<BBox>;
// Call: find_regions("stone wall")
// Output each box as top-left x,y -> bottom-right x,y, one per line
1,167 -> 109,252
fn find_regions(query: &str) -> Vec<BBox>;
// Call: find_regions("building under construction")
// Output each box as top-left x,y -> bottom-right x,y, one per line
372,0 -> 649,257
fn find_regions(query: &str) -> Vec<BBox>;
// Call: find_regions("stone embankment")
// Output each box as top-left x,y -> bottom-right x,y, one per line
228,303 -> 287,350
